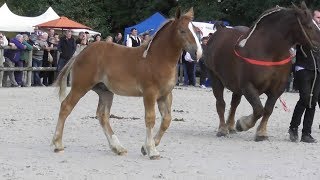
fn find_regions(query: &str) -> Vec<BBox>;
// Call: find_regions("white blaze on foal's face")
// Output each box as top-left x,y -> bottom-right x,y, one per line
188,22 -> 203,60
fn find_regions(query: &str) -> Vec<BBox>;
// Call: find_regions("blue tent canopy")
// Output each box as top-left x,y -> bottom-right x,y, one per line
124,12 -> 167,42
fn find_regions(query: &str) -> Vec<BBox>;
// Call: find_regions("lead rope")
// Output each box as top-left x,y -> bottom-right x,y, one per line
309,50 -> 318,108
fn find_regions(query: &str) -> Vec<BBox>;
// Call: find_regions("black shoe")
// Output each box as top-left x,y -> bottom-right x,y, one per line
301,134 -> 317,143
288,128 -> 299,142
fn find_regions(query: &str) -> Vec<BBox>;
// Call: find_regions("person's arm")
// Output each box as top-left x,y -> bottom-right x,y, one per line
22,41 -> 33,50
14,41 -> 26,50
126,37 -> 132,47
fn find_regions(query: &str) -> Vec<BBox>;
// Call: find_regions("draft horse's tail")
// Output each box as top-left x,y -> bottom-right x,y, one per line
53,56 -> 77,102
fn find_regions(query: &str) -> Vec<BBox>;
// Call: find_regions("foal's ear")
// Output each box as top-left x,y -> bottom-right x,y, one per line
185,7 -> 194,19
175,6 -> 181,19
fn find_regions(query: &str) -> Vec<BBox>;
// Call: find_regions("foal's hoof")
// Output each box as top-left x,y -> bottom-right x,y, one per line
149,155 -> 161,160
54,148 -> 64,153
111,147 -> 127,156
216,131 -> 228,137
229,129 -> 237,134
255,135 -> 269,142
236,121 -> 244,132
141,146 -> 147,156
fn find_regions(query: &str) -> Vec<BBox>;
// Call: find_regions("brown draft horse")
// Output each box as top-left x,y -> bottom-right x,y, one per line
52,8 -> 202,159
205,2 -> 320,141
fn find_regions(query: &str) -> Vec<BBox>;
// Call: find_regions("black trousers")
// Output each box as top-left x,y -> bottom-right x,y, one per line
199,61 -> 207,86
290,69 -> 320,135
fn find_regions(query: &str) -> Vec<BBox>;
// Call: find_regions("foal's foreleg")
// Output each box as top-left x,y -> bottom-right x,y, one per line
154,92 -> 173,146
95,90 -> 127,155
52,88 -> 86,152
141,94 -> 160,160
255,95 -> 278,141
227,93 -> 242,134
236,84 -> 264,132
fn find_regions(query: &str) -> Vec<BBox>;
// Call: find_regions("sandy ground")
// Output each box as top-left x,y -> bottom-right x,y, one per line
1,86 -> 320,180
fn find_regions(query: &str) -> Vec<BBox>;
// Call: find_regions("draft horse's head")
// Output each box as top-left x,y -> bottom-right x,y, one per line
174,7 -> 202,60
293,1 -> 320,50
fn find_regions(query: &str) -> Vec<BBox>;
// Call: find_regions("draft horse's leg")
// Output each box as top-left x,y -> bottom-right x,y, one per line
255,93 -> 279,141
208,70 -> 228,137
141,92 -> 160,160
93,83 -> 127,155
236,83 -> 264,133
226,93 -> 242,134
52,87 -> 88,152
154,92 -> 173,146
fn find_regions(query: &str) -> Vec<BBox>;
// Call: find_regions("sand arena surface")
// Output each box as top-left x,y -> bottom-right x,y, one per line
1,86 -> 320,180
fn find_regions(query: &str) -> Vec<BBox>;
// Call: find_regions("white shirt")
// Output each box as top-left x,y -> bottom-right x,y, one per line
184,52 -> 195,62
126,35 -> 141,47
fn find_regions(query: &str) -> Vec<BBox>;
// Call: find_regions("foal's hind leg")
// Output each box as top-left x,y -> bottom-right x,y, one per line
236,84 -> 264,132
208,71 -> 228,137
52,88 -> 88,152
227,93 -> 242,134
154,92 -> 173,146
255,95 -> 278,141
93,84 -> 127,155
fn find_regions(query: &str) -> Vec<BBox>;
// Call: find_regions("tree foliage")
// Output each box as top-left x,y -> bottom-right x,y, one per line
0,0 -> 319,36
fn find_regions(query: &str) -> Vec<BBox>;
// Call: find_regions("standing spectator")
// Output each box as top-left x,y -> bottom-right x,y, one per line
32,32 -> 50,86
75,31 -> 86,45
142,33 -> 151,44
288,10 -> 320,143
0,32 -> 8,47
182,50 -> 196,86
199,36 -> 209,88
57,30 -> 76,84
0,32 -> 18,87
114,32 -> 123,45
4,34 -> 26,87
48,29 -> 55,38
105,36 -> 113,42
126,28 -> 141,47
94,34 -> 101,42
21,34 -> 33,84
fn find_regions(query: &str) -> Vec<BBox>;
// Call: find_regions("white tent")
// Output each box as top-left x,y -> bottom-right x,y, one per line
0,3 -> 59,32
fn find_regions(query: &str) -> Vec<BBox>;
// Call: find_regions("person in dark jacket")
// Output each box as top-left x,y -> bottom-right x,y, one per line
57,30 -> 76,73
288,10 -> 320,143
4,34 -> 27,86
288,44 -> 320,143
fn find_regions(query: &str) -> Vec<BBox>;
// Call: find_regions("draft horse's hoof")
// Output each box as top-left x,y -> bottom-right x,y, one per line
216,131 -> 228,137
141,146 -> 147,156
255,136 -> 269,142
236,120 -> 244,132
229,129 -> 237,134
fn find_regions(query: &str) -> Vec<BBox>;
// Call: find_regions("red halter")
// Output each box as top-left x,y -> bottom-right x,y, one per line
234,49 -> 293,66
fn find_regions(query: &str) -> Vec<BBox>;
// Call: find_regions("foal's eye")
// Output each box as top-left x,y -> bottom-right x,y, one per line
180,30 -> 186,34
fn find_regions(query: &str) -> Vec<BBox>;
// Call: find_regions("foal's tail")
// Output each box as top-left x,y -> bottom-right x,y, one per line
53,56 -> 77,102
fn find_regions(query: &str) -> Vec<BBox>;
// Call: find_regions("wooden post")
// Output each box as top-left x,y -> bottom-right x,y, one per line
0,49 -> 3,87
27,50 -> 33,87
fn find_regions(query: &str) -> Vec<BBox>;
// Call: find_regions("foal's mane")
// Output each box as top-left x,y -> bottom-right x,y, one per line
142,10 -> 194,58
142,19 -> 174,58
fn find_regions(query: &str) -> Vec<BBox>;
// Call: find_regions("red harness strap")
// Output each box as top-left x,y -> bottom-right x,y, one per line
234,49 -> 293,66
